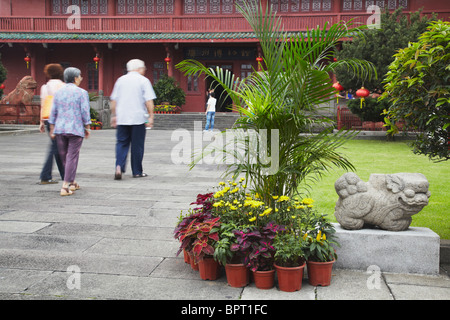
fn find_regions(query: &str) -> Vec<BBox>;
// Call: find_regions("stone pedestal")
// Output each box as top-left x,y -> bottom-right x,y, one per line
333,223 -> 440,275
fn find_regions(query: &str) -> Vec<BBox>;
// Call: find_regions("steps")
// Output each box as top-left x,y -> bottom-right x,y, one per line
152,112 -> 239,131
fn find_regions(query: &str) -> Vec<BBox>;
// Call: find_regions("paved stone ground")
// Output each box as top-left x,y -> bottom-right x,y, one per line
0,128 -> 449,304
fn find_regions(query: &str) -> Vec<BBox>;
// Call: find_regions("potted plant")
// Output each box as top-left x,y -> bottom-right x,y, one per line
174,193 -> 214,270
273,231 -> 306,292
214,222 -> 249,288
153,75 -> 186,108
210,179 -> 255,287
303,213 -> 339,286
191,217 -> 221,280
231,222 -> 285,289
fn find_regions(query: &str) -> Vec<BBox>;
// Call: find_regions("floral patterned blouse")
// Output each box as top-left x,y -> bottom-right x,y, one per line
49,83 -> 91,138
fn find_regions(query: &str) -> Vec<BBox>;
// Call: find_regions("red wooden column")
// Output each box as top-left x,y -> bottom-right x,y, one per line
333,0 -> 341,21
93,46 -> 103,93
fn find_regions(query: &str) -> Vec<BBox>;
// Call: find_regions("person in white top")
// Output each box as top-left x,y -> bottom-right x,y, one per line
110,59 -> 156,179
39,64 -> 65,184
204,92 -> 217,132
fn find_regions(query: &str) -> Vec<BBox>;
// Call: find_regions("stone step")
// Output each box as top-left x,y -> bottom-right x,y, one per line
152,112 -> 239,131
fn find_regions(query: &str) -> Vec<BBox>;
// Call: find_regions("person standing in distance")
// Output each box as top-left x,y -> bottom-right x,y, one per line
204,91 -> 216,132
110,59 -> 156,180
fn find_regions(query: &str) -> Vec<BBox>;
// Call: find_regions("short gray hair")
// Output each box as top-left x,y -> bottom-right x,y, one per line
64,67 -> 81,83
126,59 -> 146,72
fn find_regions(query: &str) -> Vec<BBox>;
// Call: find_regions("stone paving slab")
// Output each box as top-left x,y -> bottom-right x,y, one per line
0,249 -> 162,277
0,221 -> 50,233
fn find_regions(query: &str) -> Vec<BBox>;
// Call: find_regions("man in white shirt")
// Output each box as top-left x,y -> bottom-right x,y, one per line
204,92 -> 217,132
110,59 -> 156,179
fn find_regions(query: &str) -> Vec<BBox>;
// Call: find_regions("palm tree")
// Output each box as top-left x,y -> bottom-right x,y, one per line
176,0 -> 377,205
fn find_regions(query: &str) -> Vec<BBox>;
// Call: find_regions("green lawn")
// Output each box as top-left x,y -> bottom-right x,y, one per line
305,139 -> 450,239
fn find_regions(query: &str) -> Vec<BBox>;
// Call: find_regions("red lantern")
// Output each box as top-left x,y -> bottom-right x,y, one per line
332,82 -> 344,104
356,87 -> 370,108
256,56 -> 263,71
93,54 -> 100,69
164,56 -> 171,70
24,55 -> 31,69
0,84 -> 5,90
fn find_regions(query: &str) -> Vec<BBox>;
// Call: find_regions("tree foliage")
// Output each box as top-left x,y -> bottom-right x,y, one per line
381,20 -> 450,162
153,74 -> 186,106
335,8 -> 435,93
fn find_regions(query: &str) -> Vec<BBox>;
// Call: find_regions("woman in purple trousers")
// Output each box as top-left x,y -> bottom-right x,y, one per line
49,67 -> 91,196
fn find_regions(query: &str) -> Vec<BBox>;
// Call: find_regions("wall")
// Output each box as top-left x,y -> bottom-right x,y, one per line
0,0 -> 47,16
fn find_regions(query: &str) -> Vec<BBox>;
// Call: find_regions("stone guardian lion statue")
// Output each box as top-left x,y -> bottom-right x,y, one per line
334,172 -> 431,231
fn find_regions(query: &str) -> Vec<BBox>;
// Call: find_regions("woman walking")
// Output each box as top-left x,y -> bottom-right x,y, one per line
49,67 -> 91,196
39,63 -> 65,184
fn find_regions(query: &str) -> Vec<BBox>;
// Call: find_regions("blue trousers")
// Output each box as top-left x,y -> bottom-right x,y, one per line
205,112 -> 215,131
116,124 -> 146,176
40,121 -> 64,181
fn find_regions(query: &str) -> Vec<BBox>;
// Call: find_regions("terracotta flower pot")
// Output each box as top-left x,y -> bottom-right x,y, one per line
183,249 -> 190,264
307,259 -> 335,286
198,257 -> 220,280
188,252 -> 199,271
274,262 -> 306,292
225,263 -> 249,288
362,121 -> 375,130
252,269 -> 275,290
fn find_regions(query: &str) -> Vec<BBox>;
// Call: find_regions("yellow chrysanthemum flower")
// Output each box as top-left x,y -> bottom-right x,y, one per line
277,195 -> 290,202
302,198 -> 314,205
316,231 -> 322,242
249,217 -> 257,222
230,187 -> 239,194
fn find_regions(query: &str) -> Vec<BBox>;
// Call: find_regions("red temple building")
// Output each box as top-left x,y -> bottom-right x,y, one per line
0,0 -> 448,112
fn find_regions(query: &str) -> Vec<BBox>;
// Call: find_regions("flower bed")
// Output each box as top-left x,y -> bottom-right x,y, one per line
174,178 -> 340,291
154,105 -> 181,114
90,119 -> 103,130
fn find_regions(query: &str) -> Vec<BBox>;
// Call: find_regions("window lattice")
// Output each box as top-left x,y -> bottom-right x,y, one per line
343,0 -> 408,11
53,0 -> 108,15
117,0 -> 173,14
185,0 -> 247,15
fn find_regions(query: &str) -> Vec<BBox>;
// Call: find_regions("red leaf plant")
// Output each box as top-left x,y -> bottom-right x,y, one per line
230,222 -> 285,272
180,217 -> 221,264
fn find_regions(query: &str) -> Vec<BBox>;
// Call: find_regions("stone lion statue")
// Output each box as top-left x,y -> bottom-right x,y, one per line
1,76 -> 37,105
334,172 -> 431,231
0,76 -> 39,119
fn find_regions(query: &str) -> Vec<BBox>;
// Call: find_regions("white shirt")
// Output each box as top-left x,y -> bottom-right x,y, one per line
206,97 -> 217,112
110,71 -> 156,125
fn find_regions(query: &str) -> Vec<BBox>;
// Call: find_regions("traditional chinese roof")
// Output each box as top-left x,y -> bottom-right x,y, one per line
0,31 -> 268,43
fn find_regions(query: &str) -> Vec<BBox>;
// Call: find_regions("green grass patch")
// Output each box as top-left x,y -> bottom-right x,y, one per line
305,139 -> 450,239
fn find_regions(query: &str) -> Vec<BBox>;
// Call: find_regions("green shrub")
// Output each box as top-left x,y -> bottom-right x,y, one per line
347,97 -> 390,122
153,75 -> 186,107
